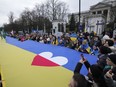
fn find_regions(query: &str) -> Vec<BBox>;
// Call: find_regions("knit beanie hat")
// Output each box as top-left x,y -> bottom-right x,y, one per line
108,54 -> 116,65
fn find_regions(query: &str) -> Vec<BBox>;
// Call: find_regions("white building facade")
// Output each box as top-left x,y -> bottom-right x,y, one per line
68,0 -> 116,35
85,15 -> 105,35
52,20 -> 66,36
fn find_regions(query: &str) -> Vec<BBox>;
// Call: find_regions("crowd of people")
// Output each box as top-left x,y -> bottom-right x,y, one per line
2,30 -> 116,87
69,54 -> 116,87
67,32 -> 116,87
8,31 -> 116,55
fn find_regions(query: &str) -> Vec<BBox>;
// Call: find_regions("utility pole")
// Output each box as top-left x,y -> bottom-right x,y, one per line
79,0 -> 81,32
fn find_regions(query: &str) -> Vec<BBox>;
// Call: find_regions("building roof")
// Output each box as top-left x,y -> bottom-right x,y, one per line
90,2 -> 112,10
102,0 -> 116,3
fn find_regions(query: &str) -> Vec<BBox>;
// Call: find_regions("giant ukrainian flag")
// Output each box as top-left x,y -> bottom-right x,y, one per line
0,37 -> 97,87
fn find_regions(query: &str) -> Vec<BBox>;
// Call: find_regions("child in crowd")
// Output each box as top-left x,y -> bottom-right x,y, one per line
91,45 -> 99,56
78,40 -> 92,54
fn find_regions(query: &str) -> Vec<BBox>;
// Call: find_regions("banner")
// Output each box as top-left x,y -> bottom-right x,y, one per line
0,37 -> 97,87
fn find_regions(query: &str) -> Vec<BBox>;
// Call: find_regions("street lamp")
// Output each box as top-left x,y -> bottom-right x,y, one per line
79,0 -> 81,32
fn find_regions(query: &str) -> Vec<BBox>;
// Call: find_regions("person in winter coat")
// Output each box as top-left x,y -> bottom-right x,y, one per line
105,54 -> 116,87
74,55 -> 108,87
104,39 -> 116,54
69,73 -> 88,87
97,46 -> 112,70
78,40 -> 92,54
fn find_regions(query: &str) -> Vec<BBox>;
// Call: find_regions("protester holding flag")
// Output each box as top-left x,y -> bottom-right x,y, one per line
78,40 -> 92,54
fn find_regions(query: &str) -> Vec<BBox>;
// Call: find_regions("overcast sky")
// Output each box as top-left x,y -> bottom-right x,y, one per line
0,0 -> 102,27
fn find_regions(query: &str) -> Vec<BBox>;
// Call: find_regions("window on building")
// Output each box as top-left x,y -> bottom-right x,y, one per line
58,23 -> 60,32
53,29 -> 55,33
61,23 -> 64,32
97,11 -> 102,14
92,12 -> 96,15
103,10 -> 108,17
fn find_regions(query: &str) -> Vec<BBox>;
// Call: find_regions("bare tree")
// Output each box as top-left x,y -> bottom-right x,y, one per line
34,4 -> 41,17
34,3 -> 50,19
56,2 -> 68,20
8,11 -> 14,24
20,8 -> 33,33
5,0 -> 68,33
45,0 -> 68,21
